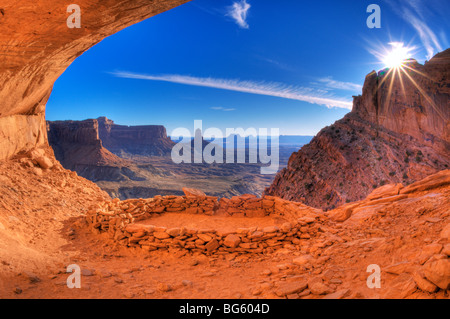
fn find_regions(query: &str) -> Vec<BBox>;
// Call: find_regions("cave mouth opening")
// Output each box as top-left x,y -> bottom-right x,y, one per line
0,0 -> 191,162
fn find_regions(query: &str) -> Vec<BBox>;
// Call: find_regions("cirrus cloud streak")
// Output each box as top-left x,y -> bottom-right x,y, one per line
111,71 -> 353,110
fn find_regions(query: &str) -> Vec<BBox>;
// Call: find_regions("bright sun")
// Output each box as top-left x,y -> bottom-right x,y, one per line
382,42 -> 413,69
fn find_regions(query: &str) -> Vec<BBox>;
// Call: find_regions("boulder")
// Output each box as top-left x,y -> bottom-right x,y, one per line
367,183 -> 403,200
293,255 -> 314,266
440,223 -> 450,240
412,271 -> 439,293
275,281 -> 308,297
182,188 -> 207,199
35,156 -> 53,169
223,234 -> 241,248
423,259 -> 450,290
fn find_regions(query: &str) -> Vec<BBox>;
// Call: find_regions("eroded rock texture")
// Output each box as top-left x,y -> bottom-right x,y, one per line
97,117 -> 175,156
0,0 -> 189,160
265,50 -> 450,210
47,119 -> 125,167
47,119 -> 158,182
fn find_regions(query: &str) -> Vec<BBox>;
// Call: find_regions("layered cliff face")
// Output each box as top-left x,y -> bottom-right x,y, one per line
97,117 -> 175,156
0,0 -> 189,161
47,119 -> 144,182
265,49 -> 450,210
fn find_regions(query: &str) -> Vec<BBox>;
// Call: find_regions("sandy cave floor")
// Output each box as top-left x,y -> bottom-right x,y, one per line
0,157 -> 449,299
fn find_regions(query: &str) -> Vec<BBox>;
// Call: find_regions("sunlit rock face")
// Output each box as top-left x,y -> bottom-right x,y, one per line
353,53 -> 450,153
265,49 -> 450,210
47,119 -> 113,169
97,117 -> 175,156
0,0 -> 190,160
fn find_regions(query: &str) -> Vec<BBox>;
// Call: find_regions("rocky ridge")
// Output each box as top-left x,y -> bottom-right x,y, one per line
47,119 -> 146,182
265,49 -> 450,210
97,117 -> 175,157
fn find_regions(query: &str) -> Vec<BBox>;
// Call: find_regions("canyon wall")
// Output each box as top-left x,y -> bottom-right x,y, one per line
47,119 -> 125,167
47,119 -> 144,182
0,0 -> 189,161
97,117 -> 175,156
265,50 -> 450,210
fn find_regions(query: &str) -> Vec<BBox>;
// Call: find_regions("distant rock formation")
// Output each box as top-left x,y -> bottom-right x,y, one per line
47,119 -> 138,182
265,49 -> 450,210
97,117 -> 175,157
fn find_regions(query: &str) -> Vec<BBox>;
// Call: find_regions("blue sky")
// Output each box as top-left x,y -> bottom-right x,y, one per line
46,0 -> 449,136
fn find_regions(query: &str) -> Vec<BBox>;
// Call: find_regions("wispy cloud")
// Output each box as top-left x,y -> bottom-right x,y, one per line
402,8 -> 442,59
227,0 -> 251,29
255,55 -> 294,72
385,0 -> 444,60
111,71 -> 353,110
211,106 -> 236,112
317,77 -> 362,92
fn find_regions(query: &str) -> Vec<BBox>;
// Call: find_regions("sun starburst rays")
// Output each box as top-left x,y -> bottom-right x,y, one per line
373,42 -> 446,122
382,42 -> 414,69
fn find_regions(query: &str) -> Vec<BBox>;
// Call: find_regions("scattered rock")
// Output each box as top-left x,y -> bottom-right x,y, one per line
81,269 -> 94,277
252,288 -> 262,296
442,244 -> 450,256
293,255 -> 313,266
154,232 -> 170,239
182,188 -> 206,199
98,270 -> 112,278
329,278 -> 343,285
275,280 -> 308,297
223,234 -> 241,248
166,228 -> 182,237
262,226 -> 279,233
322,288 -> 350,299
383,273 -> 417,299
261,269 -> 272,276
298,289 -> 311,297
440,224 -> 450,240
423,259 -> 450,290
412,271 -> 439,293
384,261 -> 414,275
20,271 -> 41,283
123,291 -> 135,298
422,243 -> 443,255
35,156 -> 53,169
189,259 -> 199,266
13,287 -> 22,294
157,282 -> 172,292
205,239 -> 219,251
309,282 -> 334,295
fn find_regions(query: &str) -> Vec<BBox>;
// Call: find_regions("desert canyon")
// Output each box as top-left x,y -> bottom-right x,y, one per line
0,0 -> 449,300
